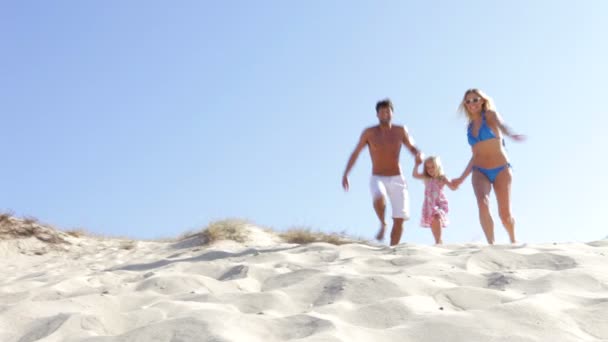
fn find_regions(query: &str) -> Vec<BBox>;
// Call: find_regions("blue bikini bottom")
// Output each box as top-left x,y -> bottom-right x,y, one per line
473,163 -> 511,183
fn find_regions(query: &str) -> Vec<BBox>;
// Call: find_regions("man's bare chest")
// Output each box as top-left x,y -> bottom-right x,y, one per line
369,133 -> 402,150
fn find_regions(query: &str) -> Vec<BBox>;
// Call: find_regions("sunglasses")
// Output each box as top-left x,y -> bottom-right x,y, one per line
465,97 -> 482,104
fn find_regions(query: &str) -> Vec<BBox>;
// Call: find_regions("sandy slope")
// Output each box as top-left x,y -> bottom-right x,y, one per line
1,224 -> 607,341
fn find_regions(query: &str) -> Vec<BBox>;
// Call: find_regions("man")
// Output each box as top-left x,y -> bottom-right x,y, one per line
342,99 -> 423,246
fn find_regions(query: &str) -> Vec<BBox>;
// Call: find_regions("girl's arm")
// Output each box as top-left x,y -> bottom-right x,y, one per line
412,159 -> 426,180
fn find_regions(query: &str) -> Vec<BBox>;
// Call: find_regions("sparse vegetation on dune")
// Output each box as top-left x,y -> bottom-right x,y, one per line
178,219 -> 366,246
64,229 -> 88,238
63,228 -> 136,242
1,213 -> 367,248
279,227 -> 363,245
199,219 -> 250,244
172,218 -> 251,247
0,213 -> 67,244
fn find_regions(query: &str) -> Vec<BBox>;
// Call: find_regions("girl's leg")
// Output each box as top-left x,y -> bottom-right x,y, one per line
472,170 -> 494,244
493,167 -> 516,243
431,216 -> 442,245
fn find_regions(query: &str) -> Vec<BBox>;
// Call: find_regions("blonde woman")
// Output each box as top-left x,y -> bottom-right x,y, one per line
412,156 -> 457,245
452,89 -> 525,244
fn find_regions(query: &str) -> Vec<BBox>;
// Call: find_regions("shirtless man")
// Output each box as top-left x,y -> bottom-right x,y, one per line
342,99 -> 423,246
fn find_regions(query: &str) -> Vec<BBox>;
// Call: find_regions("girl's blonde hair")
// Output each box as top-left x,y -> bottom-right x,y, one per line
424,156 -> 445,179
458,88 -> 496,122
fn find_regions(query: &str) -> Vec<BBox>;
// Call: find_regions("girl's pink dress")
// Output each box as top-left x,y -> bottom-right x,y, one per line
421,177 -> 449,228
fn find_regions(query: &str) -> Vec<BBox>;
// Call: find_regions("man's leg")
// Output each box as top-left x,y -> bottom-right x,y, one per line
386,175 -> 409,246
373,196 -> 387,240
369,176 -> 388,241
390,218 -> 404,246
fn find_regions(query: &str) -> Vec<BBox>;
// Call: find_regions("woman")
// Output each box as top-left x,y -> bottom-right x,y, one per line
452,89 -> 525,244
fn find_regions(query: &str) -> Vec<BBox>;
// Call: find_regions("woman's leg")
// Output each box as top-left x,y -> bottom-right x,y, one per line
472,170 -> 494,244
493,167 -> 516,243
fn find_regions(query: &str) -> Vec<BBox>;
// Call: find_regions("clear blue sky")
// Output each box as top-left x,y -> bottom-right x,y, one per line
1,1 -> 606,244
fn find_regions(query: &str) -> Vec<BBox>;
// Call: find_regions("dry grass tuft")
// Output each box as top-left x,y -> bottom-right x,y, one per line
279,227 -> 359,245
119,240 -> 137,250
63,228 -> 134,241
200,219 -> 250,244
0,212 -> 12,223
23,216 -> 39,225
64,228 -> 88,238
0,213 -> 67,244
175,229 -> 198,241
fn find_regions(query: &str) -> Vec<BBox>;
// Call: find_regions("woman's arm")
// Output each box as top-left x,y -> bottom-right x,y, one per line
452,156 -> 474,187
487,110 -> 526,141
442,175 -> 458,191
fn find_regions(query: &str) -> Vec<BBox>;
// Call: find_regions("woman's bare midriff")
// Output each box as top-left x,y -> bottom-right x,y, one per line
472,139 -> 509,168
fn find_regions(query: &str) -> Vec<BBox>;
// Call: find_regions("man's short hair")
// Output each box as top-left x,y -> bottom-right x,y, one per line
375,99 -> 394,113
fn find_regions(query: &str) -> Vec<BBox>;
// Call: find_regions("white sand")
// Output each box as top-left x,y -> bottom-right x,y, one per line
1,225 -> 607,342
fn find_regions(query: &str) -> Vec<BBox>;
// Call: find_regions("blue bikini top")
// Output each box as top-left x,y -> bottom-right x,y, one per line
467,111 -> 498,146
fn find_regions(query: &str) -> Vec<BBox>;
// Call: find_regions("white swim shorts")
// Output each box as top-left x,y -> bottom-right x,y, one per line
369,175 -> 410,220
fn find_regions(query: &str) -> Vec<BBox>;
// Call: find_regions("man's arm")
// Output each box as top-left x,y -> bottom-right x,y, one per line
342,129 -> 369,191
412,158 -> 426,180
401,126 -> 423,163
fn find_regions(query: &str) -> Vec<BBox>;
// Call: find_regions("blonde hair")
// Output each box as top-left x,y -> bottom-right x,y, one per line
424,156 -> 445,179
458,88 -> 496,122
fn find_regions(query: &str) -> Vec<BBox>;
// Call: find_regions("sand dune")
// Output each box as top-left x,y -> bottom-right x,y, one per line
1,219 -> 607,341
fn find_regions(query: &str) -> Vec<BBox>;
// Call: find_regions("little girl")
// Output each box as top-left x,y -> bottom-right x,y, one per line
412,156 -> 457,245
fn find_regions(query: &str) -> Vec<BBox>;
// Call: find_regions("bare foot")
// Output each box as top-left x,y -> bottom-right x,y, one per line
375,223 -> 386,241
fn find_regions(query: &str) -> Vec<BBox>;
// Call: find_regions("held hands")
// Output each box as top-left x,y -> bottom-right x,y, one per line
342,175 -> 350,191
415,151 -> 424,165
451,177 -> 464,188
